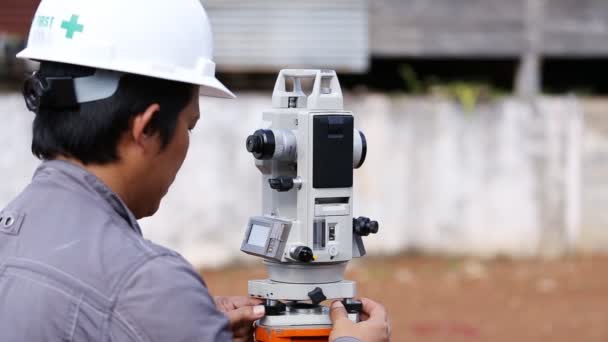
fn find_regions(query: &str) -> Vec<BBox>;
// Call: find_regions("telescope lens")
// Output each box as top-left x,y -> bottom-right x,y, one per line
245,129 -> 275,160
246,135 -> 263,153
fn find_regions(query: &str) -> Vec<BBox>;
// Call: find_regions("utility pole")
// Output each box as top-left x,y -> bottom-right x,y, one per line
516,0 -> 545,99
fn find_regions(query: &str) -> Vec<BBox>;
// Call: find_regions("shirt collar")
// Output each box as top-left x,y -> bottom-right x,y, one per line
33,159 -> 143,235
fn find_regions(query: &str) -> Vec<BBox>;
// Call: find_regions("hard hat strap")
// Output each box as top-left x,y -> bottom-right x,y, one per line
23,69 -> 122,113
73,70 -> 122,103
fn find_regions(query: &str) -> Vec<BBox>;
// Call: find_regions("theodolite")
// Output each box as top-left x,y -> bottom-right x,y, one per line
241,69 -> 379,342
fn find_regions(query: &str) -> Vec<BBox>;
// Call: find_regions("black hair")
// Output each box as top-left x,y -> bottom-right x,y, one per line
30,62 -> 194,165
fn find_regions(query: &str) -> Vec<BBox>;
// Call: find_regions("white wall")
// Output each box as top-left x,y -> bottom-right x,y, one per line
0,93 -> 589,267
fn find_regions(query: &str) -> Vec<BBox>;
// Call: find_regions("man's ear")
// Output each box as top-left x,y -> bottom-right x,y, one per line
131,103 -> 161,150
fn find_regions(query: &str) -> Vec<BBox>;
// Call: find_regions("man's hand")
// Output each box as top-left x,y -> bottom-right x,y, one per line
214,296 -> 265,342
329,298 -> 391,342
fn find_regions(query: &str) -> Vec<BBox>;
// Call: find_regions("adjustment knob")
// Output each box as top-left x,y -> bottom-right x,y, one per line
354,130 -> 368,169
353,217 -> 380,237
264,300 -> 287,316
290,246 -> 314,263
307,287 -> 327,305
269,177 -> 295,192
342,298 -> 363,313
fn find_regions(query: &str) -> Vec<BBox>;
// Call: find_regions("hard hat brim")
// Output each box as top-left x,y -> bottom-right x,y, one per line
17,48 -> 236,99
196,76 -> 236,99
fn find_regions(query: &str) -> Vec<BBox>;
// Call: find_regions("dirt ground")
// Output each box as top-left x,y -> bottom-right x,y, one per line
202,254 -> 608,341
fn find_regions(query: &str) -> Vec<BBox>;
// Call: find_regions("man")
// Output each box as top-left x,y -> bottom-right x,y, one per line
0,1 -> 391,341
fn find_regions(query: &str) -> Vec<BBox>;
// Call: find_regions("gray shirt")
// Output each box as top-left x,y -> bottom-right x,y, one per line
0,160 -> 232,341
0,160 -> 361,342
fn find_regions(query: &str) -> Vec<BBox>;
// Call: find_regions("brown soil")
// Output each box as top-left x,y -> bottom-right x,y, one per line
201,254 -> 608,342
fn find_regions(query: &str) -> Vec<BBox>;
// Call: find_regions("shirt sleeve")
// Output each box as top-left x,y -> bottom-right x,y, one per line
111,254 -> 232,342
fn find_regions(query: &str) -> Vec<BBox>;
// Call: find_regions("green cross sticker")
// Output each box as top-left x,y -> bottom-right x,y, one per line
61,15 -> 84,39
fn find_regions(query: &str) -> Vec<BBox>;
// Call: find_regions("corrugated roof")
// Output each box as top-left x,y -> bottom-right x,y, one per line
203,0 -> 369,73
0,0 -> 39,36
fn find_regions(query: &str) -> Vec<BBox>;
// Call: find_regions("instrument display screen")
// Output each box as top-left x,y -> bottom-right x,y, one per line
248,224 -> 271,247
241,217 -> 291,261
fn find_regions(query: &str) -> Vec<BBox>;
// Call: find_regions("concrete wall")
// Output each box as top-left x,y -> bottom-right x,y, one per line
0,92 -> 604,267
580,99 -> 608,250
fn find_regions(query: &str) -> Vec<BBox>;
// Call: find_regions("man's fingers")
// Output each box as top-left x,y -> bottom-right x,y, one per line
232,297 -> 264,308
329,301 -> 350,325
215,296 -> 264,312
360,297 -> 388,323
226,305 -> 265,326
214,296 -> 233,312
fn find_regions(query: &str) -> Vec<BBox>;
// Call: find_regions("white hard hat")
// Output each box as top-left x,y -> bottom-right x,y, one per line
17,0 -> 235,99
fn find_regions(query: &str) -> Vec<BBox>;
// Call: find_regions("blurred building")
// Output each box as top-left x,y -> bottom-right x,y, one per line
0,0 -> 37,36
0,0 -> 37,78
370,0 -> 608,58
201,0 -> 608,94
2,1 -> 608,76
203,0 -> 369,73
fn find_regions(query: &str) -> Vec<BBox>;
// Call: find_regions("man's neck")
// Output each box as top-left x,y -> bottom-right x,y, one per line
56,156 -> 138,216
